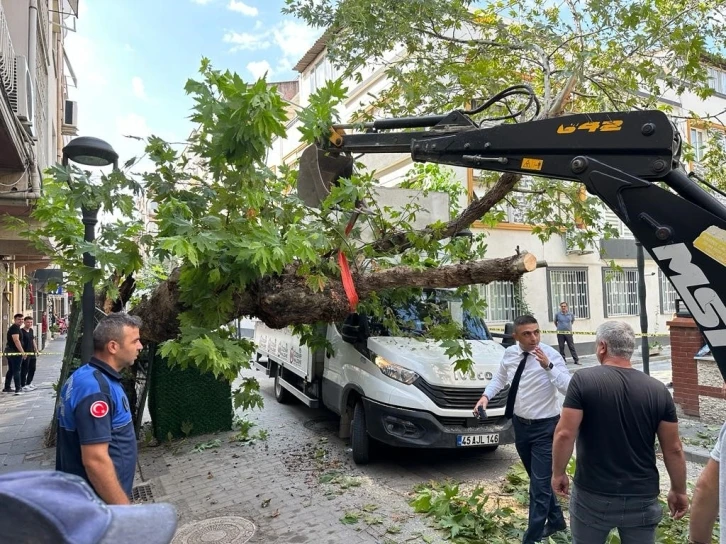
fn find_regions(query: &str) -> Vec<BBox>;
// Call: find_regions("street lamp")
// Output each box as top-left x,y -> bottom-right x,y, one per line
62,136 -> 119,364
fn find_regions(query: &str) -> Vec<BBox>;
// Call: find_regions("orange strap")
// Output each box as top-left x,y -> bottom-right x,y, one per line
339,213 -> 360,311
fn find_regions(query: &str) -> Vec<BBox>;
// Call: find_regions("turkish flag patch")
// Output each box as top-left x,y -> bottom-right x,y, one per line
90,400 -> 109,418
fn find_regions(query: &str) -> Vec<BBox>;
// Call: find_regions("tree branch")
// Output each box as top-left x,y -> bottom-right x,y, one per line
131,252 -> 541,342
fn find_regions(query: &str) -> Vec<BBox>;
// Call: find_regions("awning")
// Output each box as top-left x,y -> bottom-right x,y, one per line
67,0 -> 79,17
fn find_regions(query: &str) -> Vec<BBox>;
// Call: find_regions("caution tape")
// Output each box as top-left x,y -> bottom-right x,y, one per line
1,352 -> 64,356
488,328 -> 664,338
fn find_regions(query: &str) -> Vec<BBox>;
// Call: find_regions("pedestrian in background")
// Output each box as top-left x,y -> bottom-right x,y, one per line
552,321 -> 688,544
41,311 -> 48,349
554,301 -> 579,365
56,313 -> 143,504
3,314 -> 26,395
688,420 -> 725,544
474,314 -> 571,543
20,316 -> 39,391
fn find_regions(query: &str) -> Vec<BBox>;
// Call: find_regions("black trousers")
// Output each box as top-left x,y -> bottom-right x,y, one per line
21,356 -> 37,387
4,356 -> 22,392
557,333 -> 579,362
513,416 -> 565,544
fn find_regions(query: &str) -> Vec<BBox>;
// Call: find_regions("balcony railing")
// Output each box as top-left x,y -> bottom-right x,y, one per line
0,1 -> 16,95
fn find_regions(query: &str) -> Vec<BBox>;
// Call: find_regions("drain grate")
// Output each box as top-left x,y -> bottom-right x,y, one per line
131,483 -> 154,503
172,516 -> 255,543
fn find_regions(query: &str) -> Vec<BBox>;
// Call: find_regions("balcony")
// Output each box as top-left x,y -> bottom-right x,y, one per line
0,1 -> 30,173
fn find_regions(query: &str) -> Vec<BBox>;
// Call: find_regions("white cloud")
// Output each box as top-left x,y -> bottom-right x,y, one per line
191,0 -> 214,4
228,0 -> 258,16
223,30 -> 271,52
273,21 -> 319,60
116,113 -> 151,139
254,20 -> 264,30
247,60 -> 272,80
131,77 -> 147,100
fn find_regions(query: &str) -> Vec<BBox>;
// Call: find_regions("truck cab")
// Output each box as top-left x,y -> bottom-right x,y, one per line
255,289 -> 515,464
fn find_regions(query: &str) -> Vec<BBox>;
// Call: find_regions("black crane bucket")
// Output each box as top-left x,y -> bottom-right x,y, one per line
297,145 -> 354,208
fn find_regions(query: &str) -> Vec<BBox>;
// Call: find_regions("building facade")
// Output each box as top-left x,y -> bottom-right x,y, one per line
0,0 -> 78,344
268,38 -> 726,353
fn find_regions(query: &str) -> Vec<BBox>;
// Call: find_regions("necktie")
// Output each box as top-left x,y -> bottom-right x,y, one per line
504,352 -> 529,419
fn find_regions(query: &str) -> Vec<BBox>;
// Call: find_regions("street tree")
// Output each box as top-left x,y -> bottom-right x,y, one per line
17,0 -> 726,408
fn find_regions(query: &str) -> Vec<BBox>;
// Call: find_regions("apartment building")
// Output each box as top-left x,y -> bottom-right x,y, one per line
0,0 -> 78,341
268,37 -> 726,353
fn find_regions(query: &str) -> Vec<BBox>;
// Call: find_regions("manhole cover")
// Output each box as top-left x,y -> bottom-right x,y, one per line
303,415 -> 338,434
172,516 -> 255,544
131,483 -> 154,503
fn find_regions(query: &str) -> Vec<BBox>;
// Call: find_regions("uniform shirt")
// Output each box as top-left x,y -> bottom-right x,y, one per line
554,311 -> 575,332
564,366 -> 677,497
483,342 -> 570,420
5,324 -> 21,353
710,422 -> 726,544
56,357 -> 137,498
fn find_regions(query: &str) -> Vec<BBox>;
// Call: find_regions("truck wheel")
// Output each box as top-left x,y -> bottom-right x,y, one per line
351,401 -> 371,465
274,365 -> 293,404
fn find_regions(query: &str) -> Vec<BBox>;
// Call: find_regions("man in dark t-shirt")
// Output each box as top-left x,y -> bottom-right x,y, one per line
551,321 -> 689,544
20,316 -> 39,390
3,314 -> 25,395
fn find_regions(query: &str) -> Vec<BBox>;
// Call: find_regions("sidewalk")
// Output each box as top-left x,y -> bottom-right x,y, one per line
0,337 -> 65,473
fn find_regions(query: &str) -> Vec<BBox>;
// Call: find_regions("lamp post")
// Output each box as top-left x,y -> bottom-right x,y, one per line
62,137 -> 119,364
636,240 -> 649,375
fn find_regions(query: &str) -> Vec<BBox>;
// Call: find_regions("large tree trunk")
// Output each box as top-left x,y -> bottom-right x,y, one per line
131,252 -> 541,343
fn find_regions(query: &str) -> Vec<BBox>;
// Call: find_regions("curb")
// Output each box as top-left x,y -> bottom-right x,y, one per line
657,443 -> 711,466
683,445 -> 712,466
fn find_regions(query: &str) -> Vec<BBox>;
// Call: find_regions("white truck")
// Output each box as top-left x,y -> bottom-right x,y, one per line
254,289 -> 515,463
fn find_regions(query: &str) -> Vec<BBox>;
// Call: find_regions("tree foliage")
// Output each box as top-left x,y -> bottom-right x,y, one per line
17,0 -> 726,394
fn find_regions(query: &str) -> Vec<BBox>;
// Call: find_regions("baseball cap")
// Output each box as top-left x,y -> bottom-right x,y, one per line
0,470 -> 178,544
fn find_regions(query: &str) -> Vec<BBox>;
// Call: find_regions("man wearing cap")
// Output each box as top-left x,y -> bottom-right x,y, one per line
56,313 -> 143,505
0,470 -> 177,543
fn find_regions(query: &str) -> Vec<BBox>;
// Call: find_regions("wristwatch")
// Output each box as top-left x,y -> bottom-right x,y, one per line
546,362 -> 554,371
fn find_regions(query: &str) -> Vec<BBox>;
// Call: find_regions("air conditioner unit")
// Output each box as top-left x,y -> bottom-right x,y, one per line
64,99 -> 78,128
564,230 -> 596,255
8,55 -> 34,135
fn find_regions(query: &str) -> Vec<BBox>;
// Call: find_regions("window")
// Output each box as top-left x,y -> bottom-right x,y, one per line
603,268 -> 639,317
601,207 -> 634,239
483,281 -> 524,322
690,128 -> 706,162
472,175 -> 538,224
547,268 -> 590,320
307,57 -> 342,97
659,270 -> 678,315
708,66 -> 726,95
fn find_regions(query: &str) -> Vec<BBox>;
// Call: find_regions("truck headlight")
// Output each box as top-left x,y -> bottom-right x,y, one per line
374,355 -> 419,385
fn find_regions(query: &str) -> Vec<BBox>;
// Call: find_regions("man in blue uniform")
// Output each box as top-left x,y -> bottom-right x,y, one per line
56,313 -> 143,505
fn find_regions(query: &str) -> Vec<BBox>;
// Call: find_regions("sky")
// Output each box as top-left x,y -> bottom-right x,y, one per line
64,0 -> 320,168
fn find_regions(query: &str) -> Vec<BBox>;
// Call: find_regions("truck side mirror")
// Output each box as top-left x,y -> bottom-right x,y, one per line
501,322 -> 515,348
341,313 -> 370,344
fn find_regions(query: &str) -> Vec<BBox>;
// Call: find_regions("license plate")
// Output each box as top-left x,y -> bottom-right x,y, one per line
457,433 -> 499,447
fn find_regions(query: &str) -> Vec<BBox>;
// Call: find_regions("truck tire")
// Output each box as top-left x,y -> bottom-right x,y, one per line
274,365 -> 293,404
351,401 -> 371,465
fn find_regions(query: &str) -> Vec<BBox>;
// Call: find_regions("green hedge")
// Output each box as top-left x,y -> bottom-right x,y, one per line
148,352 -> 233,440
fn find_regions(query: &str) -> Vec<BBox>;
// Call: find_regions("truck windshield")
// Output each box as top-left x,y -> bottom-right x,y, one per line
375,289 -> 491,340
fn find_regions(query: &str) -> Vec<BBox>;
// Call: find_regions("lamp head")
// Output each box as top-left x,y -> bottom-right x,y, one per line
62,136 -> 118,167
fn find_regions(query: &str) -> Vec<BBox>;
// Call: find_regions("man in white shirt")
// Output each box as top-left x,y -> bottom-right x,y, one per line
473,315 -> 571,543
689,420 -> 726,544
